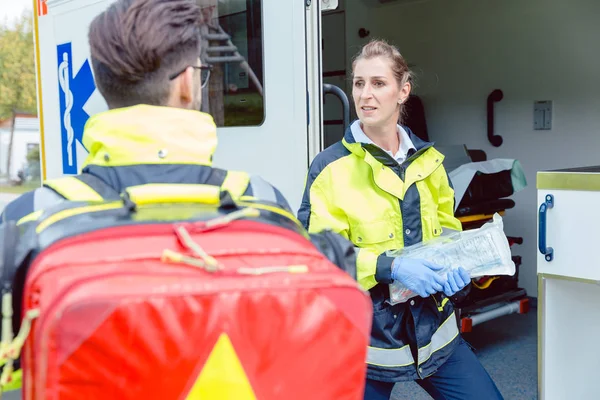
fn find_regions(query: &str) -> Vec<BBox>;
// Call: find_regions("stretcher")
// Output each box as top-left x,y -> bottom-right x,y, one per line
450,162 -> 530,333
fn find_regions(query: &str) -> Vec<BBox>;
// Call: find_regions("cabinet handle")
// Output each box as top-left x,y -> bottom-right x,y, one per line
538,194 -> 554,262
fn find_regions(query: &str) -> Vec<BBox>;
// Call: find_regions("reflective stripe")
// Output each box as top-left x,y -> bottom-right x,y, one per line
222,171 -> 250,198
418,312 -> 459,365
44,176 -> 104,202
17,210 -> 44,226
248,175 -> 277,203
366,344 -> 414,368
36,202 -> 123,233
15,187 -> 64,226
366,312 -> 459,368
125,184 -> 221,206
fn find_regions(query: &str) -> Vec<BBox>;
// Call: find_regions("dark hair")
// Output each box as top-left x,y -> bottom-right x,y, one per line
352,39 -> 413,122
88,0 -> 202,108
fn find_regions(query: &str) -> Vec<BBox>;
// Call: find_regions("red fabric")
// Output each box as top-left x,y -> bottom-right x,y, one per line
21,221 -> 372,399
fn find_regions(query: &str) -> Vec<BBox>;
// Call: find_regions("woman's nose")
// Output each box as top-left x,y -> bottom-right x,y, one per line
360,84 -> 373,99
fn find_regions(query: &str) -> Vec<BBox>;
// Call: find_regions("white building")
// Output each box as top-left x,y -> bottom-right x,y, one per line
0,115 -> 41,181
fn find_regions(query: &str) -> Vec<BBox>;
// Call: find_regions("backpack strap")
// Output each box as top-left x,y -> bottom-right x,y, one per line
43,174 -> 120,201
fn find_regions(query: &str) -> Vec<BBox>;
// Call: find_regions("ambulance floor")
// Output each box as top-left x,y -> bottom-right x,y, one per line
392,309 -> 538,400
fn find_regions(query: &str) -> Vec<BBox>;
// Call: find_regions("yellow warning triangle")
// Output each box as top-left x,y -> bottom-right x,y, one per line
185,333 -> 257,400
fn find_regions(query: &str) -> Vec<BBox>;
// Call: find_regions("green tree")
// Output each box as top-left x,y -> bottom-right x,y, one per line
26,145 -> 41,180
0,11 -> 37,177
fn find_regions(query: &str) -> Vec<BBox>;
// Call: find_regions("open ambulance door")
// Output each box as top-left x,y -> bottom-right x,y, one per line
34,0 -> 325,212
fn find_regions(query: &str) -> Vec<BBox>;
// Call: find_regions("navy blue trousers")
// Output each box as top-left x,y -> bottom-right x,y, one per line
364,338 -> 504,400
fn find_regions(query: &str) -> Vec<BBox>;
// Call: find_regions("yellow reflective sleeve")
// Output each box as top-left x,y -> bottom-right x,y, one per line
307,173 -> 378,290
355,249 -> 379,291
306,175 -> 349,237
44,176 -> 104,202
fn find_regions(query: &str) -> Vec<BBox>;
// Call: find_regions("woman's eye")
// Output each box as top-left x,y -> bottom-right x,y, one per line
374,81 -> 384,87
354,81 -> 364,88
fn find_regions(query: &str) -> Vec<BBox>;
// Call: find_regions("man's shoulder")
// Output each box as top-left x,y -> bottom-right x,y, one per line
1,187 -> 64,224
244,174 -> 291,212
1,189 -> 37,224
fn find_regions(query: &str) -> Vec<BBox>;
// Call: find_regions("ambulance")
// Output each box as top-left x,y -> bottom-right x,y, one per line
31,1 -> 600,399
33,0 -> 332,213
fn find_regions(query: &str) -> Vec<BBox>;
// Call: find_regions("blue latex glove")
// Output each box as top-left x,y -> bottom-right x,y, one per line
391,257 -> 447,298
443,267 -> 470,297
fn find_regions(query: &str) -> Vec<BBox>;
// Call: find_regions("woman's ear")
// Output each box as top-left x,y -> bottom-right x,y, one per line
399,81 -> 411,104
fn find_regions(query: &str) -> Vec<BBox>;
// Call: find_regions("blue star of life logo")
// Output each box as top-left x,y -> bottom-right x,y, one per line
57,42 -> 96,175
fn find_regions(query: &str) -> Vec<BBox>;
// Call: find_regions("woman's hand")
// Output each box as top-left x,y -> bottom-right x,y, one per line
443,267 -> 470,297
391,257 -> 447,298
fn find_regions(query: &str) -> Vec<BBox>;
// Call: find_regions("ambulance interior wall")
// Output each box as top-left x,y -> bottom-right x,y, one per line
341,0 -> 600,298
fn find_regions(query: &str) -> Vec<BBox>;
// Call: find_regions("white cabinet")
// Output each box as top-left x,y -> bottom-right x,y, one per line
537,167 -> 600,400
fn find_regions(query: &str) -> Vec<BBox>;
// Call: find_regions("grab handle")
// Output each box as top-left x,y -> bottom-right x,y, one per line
538,194 -> 554,262
486,89 -> 504,147
323,83 -> 350,130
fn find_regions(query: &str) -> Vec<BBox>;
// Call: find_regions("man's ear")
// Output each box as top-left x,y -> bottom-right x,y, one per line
176,66 -> 195,105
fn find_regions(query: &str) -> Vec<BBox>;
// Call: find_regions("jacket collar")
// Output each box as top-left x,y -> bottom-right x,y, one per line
342,120 -> 444,199
82,105 -> 218,168
342,120 -> 432,166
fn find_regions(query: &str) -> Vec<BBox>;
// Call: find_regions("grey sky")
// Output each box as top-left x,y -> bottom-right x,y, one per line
0,0 -> 34,25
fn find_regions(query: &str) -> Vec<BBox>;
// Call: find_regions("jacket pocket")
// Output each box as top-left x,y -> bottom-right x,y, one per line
350,220 -> 396,246
371,305 -> 394,341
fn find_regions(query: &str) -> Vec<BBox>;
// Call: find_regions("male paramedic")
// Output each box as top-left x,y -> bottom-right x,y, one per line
1,0 -> 289,224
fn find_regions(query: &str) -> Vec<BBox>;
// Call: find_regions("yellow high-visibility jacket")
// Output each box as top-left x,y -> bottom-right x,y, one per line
298,123 -> 462,381
2,105 -> 290,224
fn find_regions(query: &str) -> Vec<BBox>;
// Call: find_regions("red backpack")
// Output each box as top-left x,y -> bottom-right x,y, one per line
0,176 -> 372,399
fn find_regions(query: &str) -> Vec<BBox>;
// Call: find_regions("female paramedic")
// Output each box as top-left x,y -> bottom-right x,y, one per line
297,40 -> 503,400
